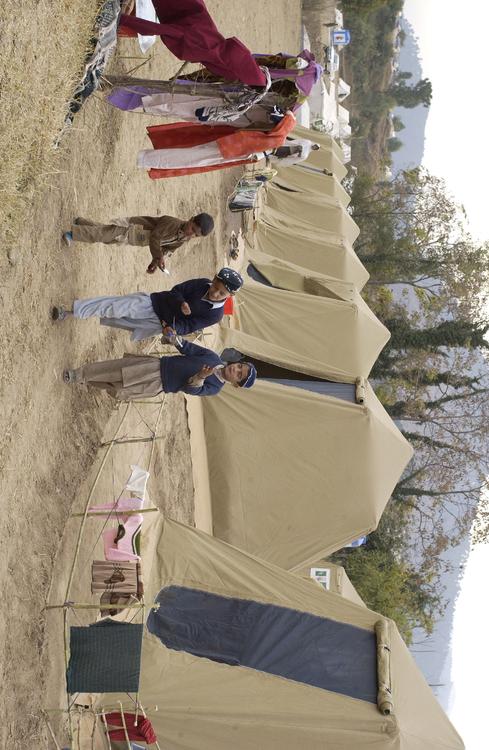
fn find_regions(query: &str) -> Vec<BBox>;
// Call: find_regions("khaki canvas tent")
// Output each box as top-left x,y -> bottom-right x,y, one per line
292,124 -> 346,161
292,124 -> 348,179
238,250 -> 389,379
264,181 -> 359,244
254,205 -> 369,288
202,327 -> 413,570
273,164 -> 351,206
93,516 -> 463,750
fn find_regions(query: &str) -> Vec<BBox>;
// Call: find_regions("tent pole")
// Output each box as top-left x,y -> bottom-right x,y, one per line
46,602 -> 155,611
42,711 -> 63,750
71,507 -> 159,517
119,703 -> 132,749
99,434 -> 165,447
101,709 -> 112,749
147,398 -> 166,473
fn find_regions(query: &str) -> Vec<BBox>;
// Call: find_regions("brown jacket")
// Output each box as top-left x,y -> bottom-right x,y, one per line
128,215 -> 188,261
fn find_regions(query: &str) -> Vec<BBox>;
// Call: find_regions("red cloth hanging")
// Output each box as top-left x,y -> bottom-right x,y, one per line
146,114 -> 296,158
144,113 -> 296,179
119,0 -> 266,86
105,712 -> 157,743
148,158 -> 254,179
147,121 -> 237,150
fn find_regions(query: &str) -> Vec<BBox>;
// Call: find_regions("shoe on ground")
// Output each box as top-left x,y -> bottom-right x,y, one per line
62,231 -> 73,246
63,369 -> 76,384
52,305 -> 68,321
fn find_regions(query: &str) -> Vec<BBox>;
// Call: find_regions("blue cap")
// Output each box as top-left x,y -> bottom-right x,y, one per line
241,362 -> 257,389
216,267 -> 243,293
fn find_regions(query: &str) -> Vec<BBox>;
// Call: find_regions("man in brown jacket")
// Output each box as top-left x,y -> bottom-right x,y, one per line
62,212 -> 214,273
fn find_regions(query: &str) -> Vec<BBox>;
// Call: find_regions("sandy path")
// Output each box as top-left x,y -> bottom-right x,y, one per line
0,2 -> 301,746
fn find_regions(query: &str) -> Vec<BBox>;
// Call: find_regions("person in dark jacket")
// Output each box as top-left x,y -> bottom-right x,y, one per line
51,268 -> 244,341
63,338 -> 257,401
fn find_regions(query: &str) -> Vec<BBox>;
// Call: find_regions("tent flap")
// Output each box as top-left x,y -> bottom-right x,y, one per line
148,585 -> 378,701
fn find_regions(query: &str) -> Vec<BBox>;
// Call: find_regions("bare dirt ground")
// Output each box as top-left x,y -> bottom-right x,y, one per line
0,2 -> 301,746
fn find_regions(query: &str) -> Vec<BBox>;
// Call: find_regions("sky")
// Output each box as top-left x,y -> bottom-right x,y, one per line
402,4 -> 489,747
403,0 -> 489,242
448,542 -> 489,749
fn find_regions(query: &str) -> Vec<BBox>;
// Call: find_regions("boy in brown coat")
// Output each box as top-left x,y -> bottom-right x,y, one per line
62,212 -> 214,273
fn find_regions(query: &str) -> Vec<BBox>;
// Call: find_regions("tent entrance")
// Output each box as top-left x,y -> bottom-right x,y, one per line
247,263 -> 273,286
221,348 -> 356,402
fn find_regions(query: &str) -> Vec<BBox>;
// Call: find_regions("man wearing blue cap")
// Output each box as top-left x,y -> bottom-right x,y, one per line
63,336 -> 257,401
52,268 -> 244,341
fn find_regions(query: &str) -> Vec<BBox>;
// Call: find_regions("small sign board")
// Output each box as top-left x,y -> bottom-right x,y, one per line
310,567 -> 331,590
332,29 -> 351,46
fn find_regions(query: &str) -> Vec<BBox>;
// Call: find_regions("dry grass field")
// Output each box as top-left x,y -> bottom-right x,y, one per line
0,1 -> 301,746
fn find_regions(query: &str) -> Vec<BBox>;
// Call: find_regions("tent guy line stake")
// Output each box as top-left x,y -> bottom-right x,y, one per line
99,434 -> 165,447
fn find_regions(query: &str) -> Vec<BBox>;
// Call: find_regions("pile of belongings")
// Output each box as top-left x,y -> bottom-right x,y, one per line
61,0 -> 122,133
229,176 -> 269,212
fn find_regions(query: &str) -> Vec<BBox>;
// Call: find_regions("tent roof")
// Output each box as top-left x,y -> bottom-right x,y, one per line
100,516 -> 463,750
291,125 -> 348,179
264,182 -> 359,244
292,124 -> 345,160
255,206 -> 369,289
337,78 -> 351,99
338,104 -> 350,124
273,165 -> 351,206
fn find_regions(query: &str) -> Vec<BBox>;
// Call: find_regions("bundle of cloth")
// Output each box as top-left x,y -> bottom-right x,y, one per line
119,0 -> 266,85
137,111 -> 297,178
62,0 -> 121,132
107,50 -> 322,125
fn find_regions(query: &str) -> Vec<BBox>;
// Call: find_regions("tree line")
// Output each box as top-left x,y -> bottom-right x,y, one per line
332,167 -> 489,643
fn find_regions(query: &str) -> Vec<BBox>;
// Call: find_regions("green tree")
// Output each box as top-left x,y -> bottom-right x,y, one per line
331,506 -> 447,642
392,115 -> 405,131
389,76 -> 433,108
383,318 -> 489,353
387,136 -> 403,152
351,168 -> 489,314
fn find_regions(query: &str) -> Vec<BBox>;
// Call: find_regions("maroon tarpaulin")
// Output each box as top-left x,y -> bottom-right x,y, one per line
120,0 -> 266,86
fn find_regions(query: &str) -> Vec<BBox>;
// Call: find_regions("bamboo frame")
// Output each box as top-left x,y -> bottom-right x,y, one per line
49,368 -> 169,748
71,507 -> 159,518
42,711 -> 63,750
